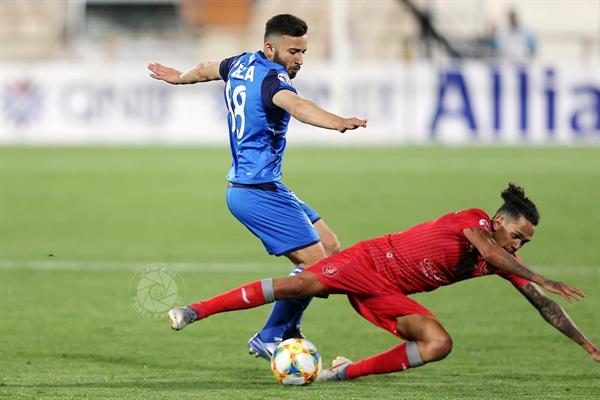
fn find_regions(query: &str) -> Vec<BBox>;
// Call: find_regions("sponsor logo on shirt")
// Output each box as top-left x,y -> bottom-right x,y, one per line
322,264 -> 338,277
419,258 -> 445,283
277,72 -> 292,85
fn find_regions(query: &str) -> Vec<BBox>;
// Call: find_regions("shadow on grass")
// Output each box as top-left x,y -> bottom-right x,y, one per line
15,351 -> 208,372
3,360 -> 597,397
56,352 -> 152,368
0,380 -> 278,390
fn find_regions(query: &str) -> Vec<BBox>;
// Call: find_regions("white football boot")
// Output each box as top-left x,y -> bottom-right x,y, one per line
317,356 -> 352,382
167,306 -> 198,331
247,333 -> 279,361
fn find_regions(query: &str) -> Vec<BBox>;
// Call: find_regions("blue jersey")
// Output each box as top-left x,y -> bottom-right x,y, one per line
219,51 -> 297,184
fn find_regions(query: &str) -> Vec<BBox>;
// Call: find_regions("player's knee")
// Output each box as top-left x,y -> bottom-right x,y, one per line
426,334 -> 453,361
321,231 -> 341,256
324,238 -> 341,256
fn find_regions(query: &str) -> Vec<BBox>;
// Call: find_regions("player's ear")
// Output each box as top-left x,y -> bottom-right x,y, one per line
492,215 -> 504,231
264,40 -> 275,58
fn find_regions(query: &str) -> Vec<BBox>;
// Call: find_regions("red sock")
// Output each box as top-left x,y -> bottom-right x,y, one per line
346,342 -> 420,379
189,280 -> 268,319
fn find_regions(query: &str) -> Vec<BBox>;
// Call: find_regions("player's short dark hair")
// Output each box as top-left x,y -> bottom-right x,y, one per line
496,183 -> 540,226
264,14 -> 308,42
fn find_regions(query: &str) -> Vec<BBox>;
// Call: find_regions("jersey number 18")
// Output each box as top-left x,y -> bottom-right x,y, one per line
225,80 -> 247,140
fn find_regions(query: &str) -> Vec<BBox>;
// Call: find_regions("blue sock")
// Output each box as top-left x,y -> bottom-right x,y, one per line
257,266 -> 313,342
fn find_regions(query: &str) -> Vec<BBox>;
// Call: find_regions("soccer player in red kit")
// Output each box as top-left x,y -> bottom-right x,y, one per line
168,183 -> 600,380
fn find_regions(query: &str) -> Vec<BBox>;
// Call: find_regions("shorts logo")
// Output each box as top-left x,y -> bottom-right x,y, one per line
322,264 -> 338,277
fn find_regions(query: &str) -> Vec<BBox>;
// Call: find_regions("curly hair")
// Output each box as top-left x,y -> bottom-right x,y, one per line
496,183 -> 539,225
264,14 -> 308,41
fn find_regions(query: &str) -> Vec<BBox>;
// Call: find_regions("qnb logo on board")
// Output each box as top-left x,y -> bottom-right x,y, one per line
60,83 -> 170,124
1,80 -> 43,127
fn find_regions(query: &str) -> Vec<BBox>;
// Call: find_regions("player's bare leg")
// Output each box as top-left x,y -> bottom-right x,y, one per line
395,314 -> 453,363
285,241 -> 327,267
318,314 -> 452,381
273,271 -> 328,299
313,219 -> 341,257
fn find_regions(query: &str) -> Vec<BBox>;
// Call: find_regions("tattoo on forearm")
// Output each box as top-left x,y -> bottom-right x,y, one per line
498,252 -> 536,281
522,285 -> 587,346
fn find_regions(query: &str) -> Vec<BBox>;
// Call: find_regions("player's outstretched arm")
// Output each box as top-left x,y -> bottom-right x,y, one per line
273,90 -> 367,133
516,283 -> 600,362
148,62 -> 222,84
463,227 -> 585,303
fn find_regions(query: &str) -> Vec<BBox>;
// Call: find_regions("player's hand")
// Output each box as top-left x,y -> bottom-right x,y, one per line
582,342 -> 600,362
591,349 -> 600,363
336,117 -> 367,133
148,63 -> 183,84
541,278 -> 585,303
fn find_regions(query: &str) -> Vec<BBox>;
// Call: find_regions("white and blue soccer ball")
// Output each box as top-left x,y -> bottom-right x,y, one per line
271,338 -> 322,385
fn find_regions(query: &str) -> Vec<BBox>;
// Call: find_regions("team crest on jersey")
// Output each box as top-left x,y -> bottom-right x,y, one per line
479,218 -> 490,232
322,264 -> 338,277
277,72 -> 292,85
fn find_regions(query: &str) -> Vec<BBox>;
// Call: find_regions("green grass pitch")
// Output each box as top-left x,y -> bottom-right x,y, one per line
1,146 -> 599,399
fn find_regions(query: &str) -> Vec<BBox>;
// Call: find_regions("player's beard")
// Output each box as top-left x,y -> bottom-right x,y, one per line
273,49 -> 297,79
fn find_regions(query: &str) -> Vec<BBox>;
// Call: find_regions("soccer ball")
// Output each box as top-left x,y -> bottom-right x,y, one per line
271,338 -> 322,385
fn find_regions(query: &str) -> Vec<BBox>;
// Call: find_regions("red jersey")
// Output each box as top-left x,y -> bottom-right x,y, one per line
362,208 -> 530,294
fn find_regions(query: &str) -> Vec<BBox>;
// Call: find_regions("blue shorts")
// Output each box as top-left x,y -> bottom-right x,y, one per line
226,181 -> 321,256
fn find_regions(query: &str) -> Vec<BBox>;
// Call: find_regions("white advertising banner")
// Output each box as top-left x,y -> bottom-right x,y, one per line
0,61 -> 598,145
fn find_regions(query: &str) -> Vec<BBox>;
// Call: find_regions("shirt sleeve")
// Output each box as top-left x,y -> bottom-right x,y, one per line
495,255 -> 531,287
261,69 -> 297,109
448,208 -> 492,234
219,53 -> 245,81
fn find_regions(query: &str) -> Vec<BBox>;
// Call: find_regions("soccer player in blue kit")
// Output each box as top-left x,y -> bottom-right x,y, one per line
148,14 -> 367,360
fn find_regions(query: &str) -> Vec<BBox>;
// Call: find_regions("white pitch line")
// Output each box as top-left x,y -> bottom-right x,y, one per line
0,259 -> 598,275
0,259 -> 284,273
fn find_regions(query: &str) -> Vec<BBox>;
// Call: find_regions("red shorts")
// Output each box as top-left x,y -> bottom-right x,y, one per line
306,242 -> 434,338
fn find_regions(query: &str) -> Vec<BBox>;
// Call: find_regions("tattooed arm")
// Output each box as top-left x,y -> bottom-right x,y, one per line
464,227 -> 584,302
517,283 -> 600,362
